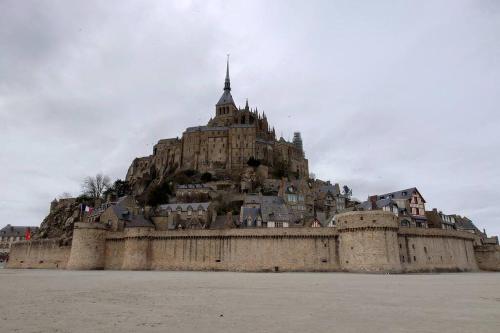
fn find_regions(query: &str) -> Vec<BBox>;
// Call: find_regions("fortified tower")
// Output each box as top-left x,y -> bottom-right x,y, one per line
66,222 -> 107,270
337,211 -> 402,273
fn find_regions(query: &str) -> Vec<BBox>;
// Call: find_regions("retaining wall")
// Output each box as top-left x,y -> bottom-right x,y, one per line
6,239 -> 70,269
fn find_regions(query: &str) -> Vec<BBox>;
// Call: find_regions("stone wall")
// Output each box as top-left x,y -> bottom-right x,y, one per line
106,228 -> 339,272
6,239 -> 70,269
398,228 -> 478,272
7,211 -> 491,273
474,245 -> 500,271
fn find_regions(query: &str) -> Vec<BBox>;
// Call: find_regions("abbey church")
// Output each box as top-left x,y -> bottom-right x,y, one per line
126,60 -> 309,191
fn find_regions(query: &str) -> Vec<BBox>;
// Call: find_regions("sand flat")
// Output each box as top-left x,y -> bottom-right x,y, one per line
0,270 -> 499,332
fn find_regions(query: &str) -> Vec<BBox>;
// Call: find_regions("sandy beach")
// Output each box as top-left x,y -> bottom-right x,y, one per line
0,270 -> 499,332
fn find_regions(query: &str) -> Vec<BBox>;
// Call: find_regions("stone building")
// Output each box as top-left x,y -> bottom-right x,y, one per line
126,60 -> 309,194
312,181 -> 347,215
153,202 -> 213,230
98,198 -> 153,232
0,225 -> 39,261
239,194 -> 295,228
425,209 -> 456,230
358,188 -> 430,228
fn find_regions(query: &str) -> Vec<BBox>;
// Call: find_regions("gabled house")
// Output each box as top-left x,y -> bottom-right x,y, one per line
377,187 -> 428,228
240,194 -> 294,228
154,202 -> 213,230
357,188 -> 428,228
425,209 -> 456,230
99,199 -> 154,232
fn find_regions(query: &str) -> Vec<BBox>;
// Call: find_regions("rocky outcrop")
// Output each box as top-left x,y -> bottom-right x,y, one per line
35,199 -> 82,243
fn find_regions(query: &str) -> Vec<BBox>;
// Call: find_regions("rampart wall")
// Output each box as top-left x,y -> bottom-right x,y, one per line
397,228 -> 478,272
7,239 -> 70,269
105,228 -> 339,272
7,211 -> 491,273
474,245 -> 500,271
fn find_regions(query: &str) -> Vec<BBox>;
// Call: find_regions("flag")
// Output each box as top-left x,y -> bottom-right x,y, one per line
80,203 -> 86,215
25,227 -> 31,241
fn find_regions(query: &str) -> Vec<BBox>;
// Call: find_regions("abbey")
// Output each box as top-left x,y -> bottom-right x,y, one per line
5,60 -> 500,274
126,60 -> 308,193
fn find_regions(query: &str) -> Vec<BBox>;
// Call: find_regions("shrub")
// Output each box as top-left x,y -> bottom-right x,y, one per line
146,181 -> 172,206
247,157 -> 261,168
201,172 -> 213,182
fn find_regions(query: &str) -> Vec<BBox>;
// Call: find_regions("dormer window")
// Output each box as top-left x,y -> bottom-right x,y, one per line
402,191 -> 407,196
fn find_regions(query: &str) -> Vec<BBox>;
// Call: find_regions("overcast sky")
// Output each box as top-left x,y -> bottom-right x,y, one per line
1,0 -> 499,235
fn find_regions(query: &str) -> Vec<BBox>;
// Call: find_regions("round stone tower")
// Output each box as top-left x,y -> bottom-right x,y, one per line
67,222 -> 108,270
121,226 -> 153,270
337,210 -> 402,273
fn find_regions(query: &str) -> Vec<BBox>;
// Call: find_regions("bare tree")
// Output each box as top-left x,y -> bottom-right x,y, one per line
82,173 -> 111,199
58,192 -> 72,199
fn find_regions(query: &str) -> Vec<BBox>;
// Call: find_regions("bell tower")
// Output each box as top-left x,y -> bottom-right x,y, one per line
213,56 -> 237,124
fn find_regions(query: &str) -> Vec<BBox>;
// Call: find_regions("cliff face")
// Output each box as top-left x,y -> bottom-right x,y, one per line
35,199 -> 82,243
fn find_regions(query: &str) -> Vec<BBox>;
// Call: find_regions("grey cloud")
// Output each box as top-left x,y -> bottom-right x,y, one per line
1,0 -> 499,236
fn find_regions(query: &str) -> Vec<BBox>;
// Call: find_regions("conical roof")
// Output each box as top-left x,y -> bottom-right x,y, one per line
216,57 -> 236,106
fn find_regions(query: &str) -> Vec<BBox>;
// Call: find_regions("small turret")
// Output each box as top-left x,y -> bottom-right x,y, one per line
50,198 -> 58,213
293,132 -> 304,157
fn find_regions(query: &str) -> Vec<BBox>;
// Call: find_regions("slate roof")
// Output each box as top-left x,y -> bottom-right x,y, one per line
358,197 -> 396,210
314,212 -> 334,227
453,215 -> 479,231
0,225 -> 39,237
109,205 -> 154,228
216,90 -> 236,106
318,183 -> 340,196
241,207 -> 261,221
125,215 -> 154,228
243,195 -> 293,222
377,187 -> 425,202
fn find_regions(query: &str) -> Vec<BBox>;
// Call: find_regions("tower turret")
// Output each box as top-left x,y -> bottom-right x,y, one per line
293,132 -> 304,157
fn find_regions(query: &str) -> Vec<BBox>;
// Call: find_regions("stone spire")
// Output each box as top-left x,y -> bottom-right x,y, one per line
224,55 -> 231,91
245,98 -> 249,110
216,55 -> 236,107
